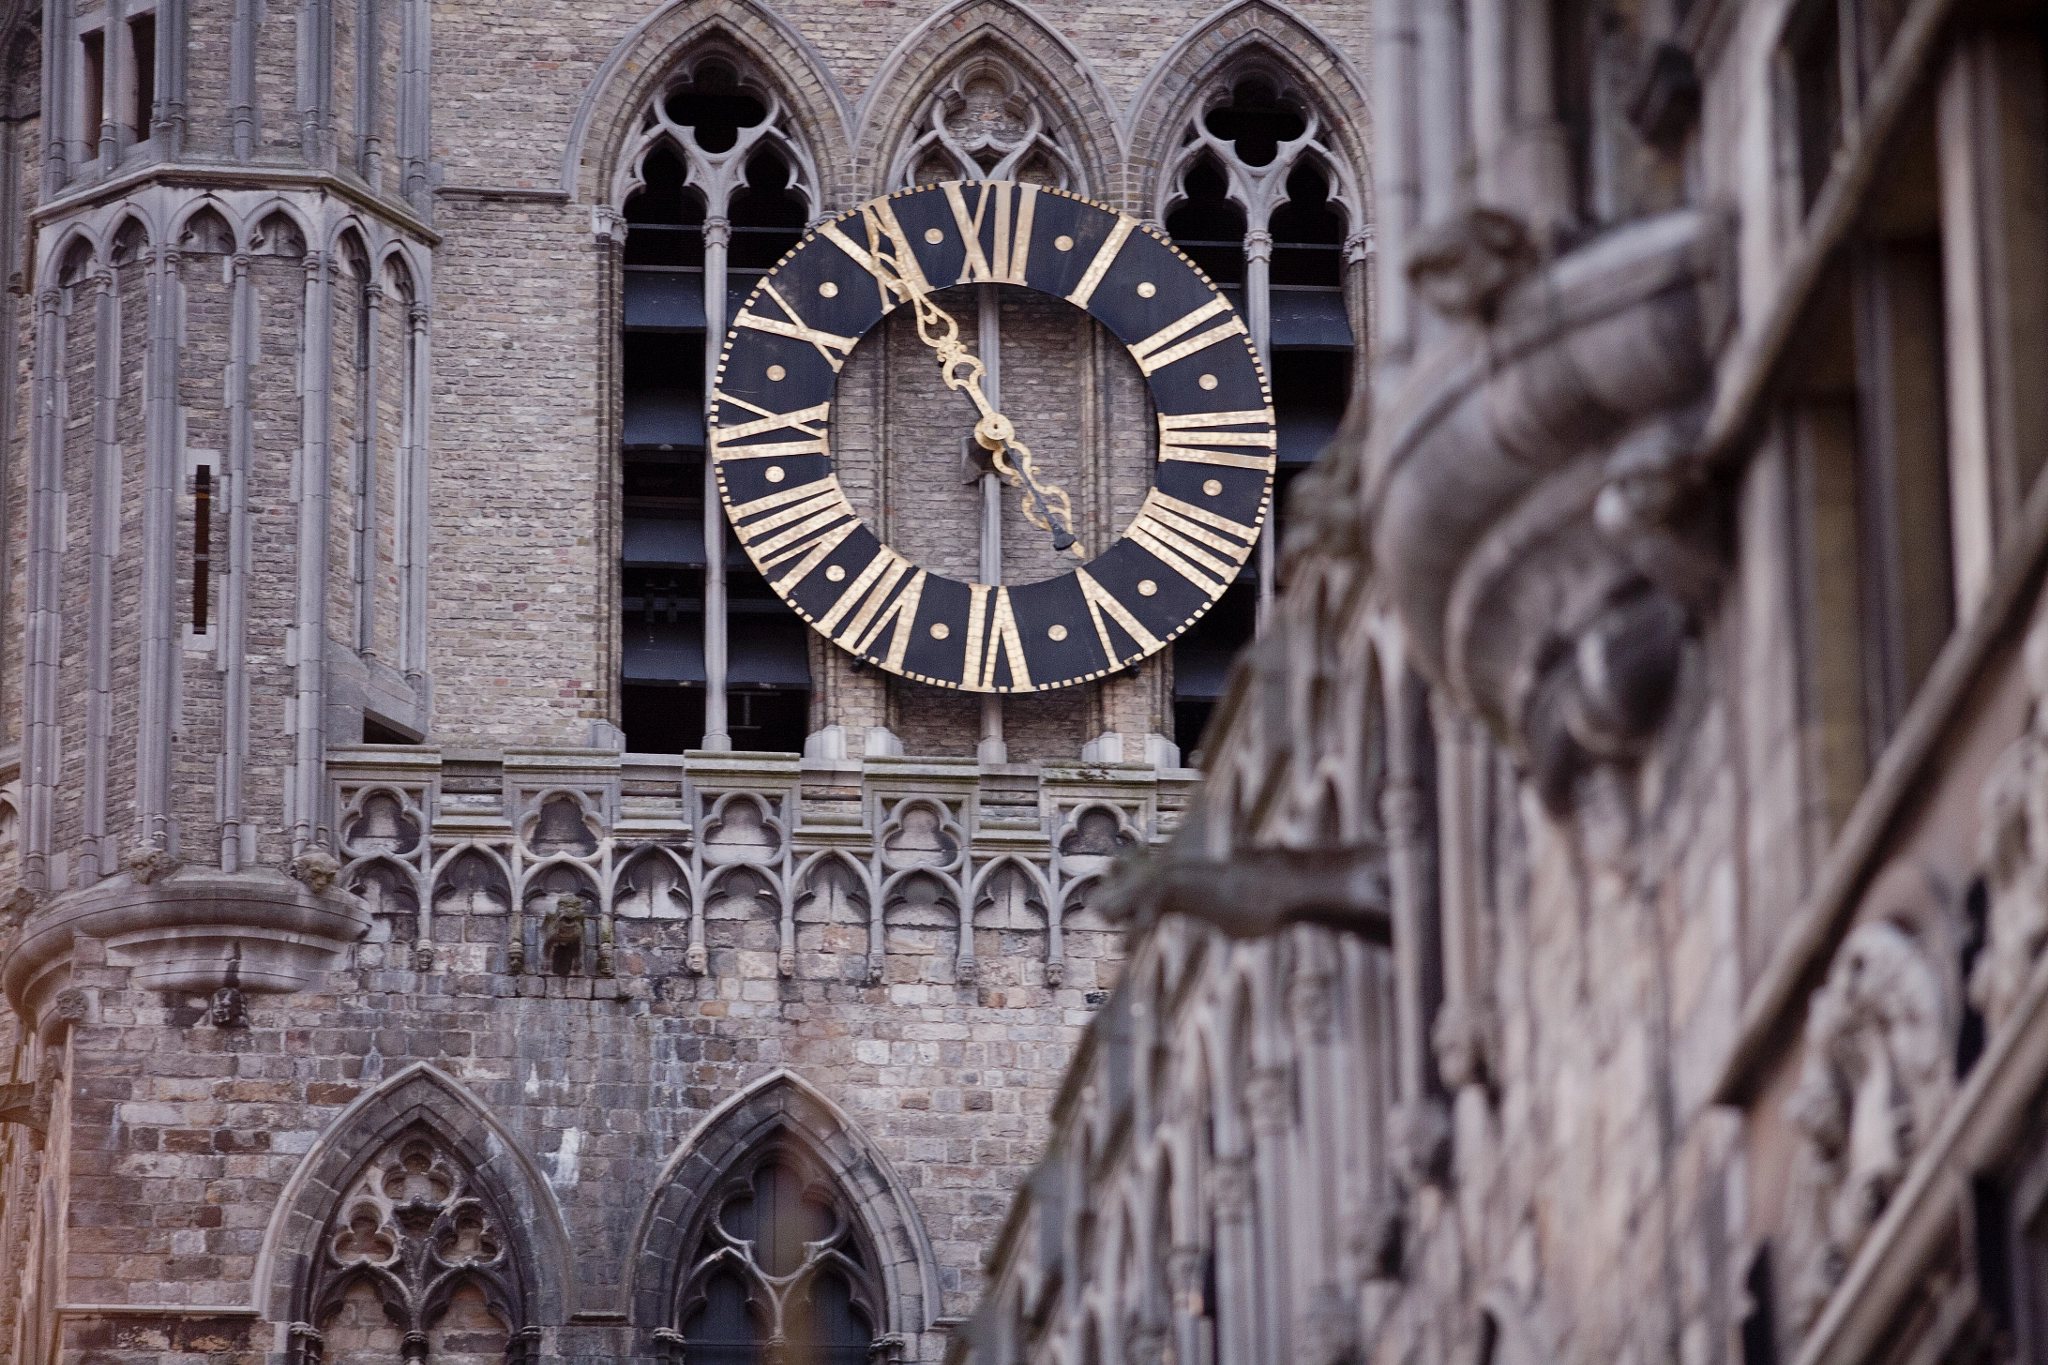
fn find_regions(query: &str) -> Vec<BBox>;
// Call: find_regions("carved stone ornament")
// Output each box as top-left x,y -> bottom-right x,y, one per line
1403,206 -> 1538,321
307,1128 -> 524,1361
1782,904 -> 1956,1336
1971,613 -> 2048,1030
289,848 -> 345,895
124,843 -> 182,885
1099,844 -> 1389,940
1367,210 -> 1730,815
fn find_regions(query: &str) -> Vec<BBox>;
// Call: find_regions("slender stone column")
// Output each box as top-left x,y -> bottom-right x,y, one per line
978,282 -> 1006,764
137,239 -> 181,859
292,252 -> 337,853
355,282 -> 384,656
1245,229 -> 1274,634
401,300 -> 430,687
230,0 -> 256,160
84,272 -> 117,879
700,216 -> 732,751
220,254 -> 255,870
24,287 -> 65,890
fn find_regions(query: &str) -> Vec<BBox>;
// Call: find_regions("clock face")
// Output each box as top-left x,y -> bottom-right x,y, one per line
708,181 -> 1275,693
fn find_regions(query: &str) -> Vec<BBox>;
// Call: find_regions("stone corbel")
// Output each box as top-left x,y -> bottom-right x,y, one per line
1369,209 -> 1730,815
1097,845 -> 1391,940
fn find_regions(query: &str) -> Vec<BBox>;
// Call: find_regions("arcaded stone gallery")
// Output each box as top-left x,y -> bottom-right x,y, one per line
4,0 -> 2048,1361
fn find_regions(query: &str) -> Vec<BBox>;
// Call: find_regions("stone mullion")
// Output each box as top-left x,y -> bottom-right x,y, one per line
220,253 -> 255,870
397,0 -> 430,207
135,238 -> 182,861
155,0 -> 188,154
1244,226 -> 1274,635
40,0 -> 69,194
701,214 -> 731,751
83,271 -> 117,879
23,286 -> 65,890
229,0 -> 256,160
292,251 -> 337,854
399,298 -> 429,687
354,281 -> 383,657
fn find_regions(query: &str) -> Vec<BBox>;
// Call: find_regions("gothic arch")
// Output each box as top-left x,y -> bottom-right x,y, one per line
562,0 -> 852,208
628,1069 -> 942,1344
1126,0 -> 1372,230
854,0 -> 1124,201
258,1063 -> 576,1326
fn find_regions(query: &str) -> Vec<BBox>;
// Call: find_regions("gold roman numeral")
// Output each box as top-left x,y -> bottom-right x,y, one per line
1074,567 -> 1163,664
944,181 -> 1041,285
818,200 -> 932,309
727,476 -> 863,592
1122,489 -> 1260,597
1157,408 -> 1278,470
733,283 -> 860,371
961,585 -> 1032,692
810,542 -> 926,672
1065,215 -> 1138,309
1128,297 -> 1249,375
709,392 -> 832,461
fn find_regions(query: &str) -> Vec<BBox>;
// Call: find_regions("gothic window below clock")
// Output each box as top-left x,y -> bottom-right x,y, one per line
672,1145 -> 879,1365
619,57 -> 814,754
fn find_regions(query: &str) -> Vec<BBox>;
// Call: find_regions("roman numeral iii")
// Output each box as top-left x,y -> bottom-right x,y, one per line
1157,409 -> 1279,470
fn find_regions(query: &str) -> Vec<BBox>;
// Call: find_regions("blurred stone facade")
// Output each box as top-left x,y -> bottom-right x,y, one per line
961,2 -> 2048,1365
0,1 -> 1374,1364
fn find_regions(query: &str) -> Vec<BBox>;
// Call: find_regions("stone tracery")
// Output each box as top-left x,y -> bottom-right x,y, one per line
305,1127 -> 526,1365
891,52 -> 1082,189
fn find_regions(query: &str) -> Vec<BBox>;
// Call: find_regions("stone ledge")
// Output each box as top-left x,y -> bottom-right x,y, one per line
1,867 -> 371,1021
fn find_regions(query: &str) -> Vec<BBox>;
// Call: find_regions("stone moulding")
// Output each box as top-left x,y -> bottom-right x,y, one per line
1366,208 -> 1728,806
0,866 -> 372,1019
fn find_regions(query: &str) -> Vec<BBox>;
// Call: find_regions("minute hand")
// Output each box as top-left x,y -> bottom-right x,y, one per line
818,212 -> 1083,555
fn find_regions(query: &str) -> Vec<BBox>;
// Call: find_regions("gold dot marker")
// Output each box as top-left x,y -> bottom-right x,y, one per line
1137,281 -> 1156,298
765,466 -> 786,483
925,228 -> 945,244
1138,579 -> 1158,597
826,564 -> 846,582
1198,373 -> 1219,391
930,621 -> 950,639
819,281 -> 839,298
766,364 -> 786,381
1047,624 -> 1068,642
1054,235 -> 1074,252
1203,478 -> 1223,496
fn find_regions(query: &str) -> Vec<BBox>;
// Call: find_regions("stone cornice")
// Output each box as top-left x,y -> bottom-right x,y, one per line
32,162 -> 443,246
1367,208 -> 1727,808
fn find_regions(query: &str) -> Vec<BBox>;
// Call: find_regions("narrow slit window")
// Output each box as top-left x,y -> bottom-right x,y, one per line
129,15 -> 156,140
80,30 -> 105,146
192,465 -> 212,630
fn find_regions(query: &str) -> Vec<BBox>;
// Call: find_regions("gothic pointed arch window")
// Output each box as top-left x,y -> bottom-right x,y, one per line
1158,65 -> 1366,760
616,51 -> 820,755
301,1125 -> 533,1365
666,1139 -> 881,1365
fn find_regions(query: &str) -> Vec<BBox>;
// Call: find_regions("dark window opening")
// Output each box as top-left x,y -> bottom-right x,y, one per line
129,14 -> 155,140
1269,161 -> 1344,287
1740,1246 -> 1778,1365
1165,157 -> 1248,287
625,145 -> 707,268
1173,580 -> 1256,755
1958,876 -> 1989,1077
80,30 -> 105,145
361,715 -> 420,745
1202,78 -> 1306,166
1553,0 -> 1600,224
728,150 -> 807,270
191,464 -> 212,630
663,61 -> 767,154
1788,0 -> 1843,214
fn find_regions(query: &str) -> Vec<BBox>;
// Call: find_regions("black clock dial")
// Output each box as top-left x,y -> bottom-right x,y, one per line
709,181 -> 1276,693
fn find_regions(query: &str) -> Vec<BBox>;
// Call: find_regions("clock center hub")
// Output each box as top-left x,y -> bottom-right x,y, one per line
974,412 -> 1015,451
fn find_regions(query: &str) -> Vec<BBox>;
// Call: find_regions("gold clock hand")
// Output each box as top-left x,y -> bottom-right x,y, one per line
825,205 -> 1084,555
